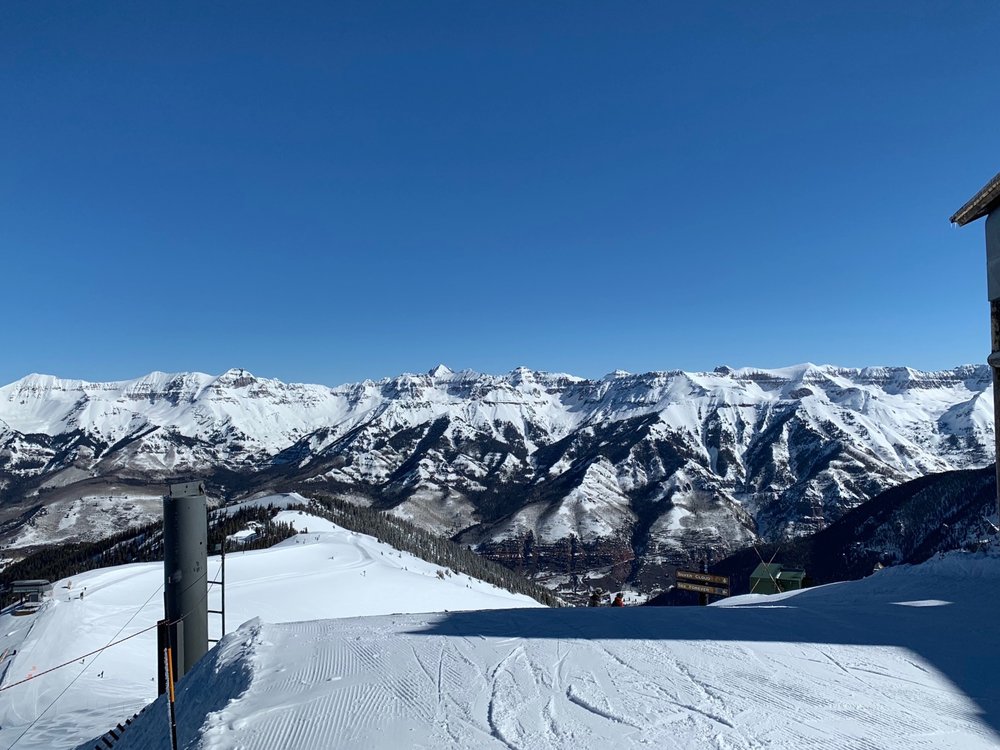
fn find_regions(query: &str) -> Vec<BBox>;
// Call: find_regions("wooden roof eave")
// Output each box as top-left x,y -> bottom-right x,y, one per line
951,171 -> 1000,226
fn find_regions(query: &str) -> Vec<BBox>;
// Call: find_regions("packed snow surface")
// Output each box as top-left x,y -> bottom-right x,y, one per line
5,547 -> 998,749
0,510 -> 539,749
99,550 -> 1000,750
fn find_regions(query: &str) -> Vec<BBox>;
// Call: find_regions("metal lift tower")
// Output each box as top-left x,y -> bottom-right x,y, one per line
162,481 -> 209,682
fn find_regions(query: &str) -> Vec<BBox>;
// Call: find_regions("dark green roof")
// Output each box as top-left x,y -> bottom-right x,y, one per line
750,563 -> 805,580
750,563 -> 782,578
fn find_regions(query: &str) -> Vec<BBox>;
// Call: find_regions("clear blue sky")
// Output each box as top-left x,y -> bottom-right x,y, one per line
2,1 -> 998,386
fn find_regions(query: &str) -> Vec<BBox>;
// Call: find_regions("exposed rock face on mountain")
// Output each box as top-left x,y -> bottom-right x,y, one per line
682,465 -> 999,603
0,364 -> 993,592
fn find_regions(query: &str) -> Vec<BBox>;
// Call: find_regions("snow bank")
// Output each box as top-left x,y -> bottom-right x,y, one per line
101,550 -> 1000,749
0,517 -> 540,749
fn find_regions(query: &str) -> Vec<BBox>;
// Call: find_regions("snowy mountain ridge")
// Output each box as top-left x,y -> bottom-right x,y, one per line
3,363 -> 990,444
0,364 -> 993,591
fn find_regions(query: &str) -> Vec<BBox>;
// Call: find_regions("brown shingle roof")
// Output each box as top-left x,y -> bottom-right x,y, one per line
951,171 -> 1000,226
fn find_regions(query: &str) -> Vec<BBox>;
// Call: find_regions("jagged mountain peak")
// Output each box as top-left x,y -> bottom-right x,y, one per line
0,362 -> 994,588
214,367 -> 259,386
507,366 -> 538,385
505,366 -> 584,388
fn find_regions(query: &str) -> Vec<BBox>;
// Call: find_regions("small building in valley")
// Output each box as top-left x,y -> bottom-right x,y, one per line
750,564 -> 806,595
11,579 -> 53,603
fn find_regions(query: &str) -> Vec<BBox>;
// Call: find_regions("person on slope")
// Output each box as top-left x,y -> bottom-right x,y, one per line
588,589 -> 603,607
611,593 -> 624,607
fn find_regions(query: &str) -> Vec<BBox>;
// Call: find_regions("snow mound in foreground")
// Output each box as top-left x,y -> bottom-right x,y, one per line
104,550 -> 1000,750
0,511 -> 541,750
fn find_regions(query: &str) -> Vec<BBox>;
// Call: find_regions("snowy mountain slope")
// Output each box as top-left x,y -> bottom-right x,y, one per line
2,488 -> 162,553
0,365 -> 993,591
86,549 -> 1000,750
0,508 -> 541,750
701,464 -> 1000,599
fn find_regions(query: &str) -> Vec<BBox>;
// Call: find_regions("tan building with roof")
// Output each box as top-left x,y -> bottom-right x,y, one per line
952,171 -> 1000,519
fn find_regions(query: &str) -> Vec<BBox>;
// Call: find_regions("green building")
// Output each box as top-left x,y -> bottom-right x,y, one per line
750,563 -> 806,595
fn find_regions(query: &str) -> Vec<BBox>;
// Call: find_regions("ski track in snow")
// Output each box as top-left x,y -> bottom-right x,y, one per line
0,512 -> 540,750
2,515 -> 999,749
117,589 -> 998,750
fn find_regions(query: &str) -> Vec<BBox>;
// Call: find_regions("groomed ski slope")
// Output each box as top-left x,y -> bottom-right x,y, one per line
101,550 -> 999,750
0,509 -> 541,750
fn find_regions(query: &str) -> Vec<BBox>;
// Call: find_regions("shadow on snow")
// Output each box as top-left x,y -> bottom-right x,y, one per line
407,575 -> 1000,740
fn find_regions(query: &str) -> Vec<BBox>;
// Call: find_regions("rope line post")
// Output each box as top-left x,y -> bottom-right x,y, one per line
164,646 -> 178,750
221,540 -> 226,635
156,619 -> 169,696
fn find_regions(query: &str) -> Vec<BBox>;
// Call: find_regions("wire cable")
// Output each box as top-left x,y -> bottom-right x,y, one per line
1,582 -> 165,694
3,574 -> 215,750
0,621 -> 158,696
3,580 -> 165,750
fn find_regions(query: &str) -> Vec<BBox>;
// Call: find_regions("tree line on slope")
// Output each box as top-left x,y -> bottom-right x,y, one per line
0,496 -> 561,609
307,492 -> 563,607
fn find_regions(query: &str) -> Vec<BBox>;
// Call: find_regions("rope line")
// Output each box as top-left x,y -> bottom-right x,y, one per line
4,579 -> 169,750
2,568 -> 210,696
4,572 -> 216,750
0,622 -> 159,695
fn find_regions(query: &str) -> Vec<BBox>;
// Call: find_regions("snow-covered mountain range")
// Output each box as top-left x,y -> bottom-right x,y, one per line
0,364 -> 993,588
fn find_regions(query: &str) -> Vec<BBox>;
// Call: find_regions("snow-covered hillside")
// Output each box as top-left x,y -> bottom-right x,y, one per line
80,549 -> 1000,750
0,509 -> 541,750
0,364 -> 993,587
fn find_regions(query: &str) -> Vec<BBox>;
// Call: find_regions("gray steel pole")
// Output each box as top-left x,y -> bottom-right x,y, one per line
163,481 -> 209,678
